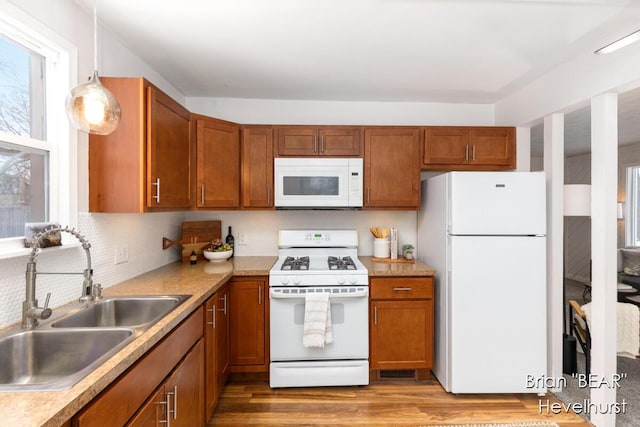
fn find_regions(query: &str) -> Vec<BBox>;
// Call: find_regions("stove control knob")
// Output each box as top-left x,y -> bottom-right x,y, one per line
280,277 -> 289,285
337,275 -> 346,285
293,276 -> 302,285
348,276 -> 358,285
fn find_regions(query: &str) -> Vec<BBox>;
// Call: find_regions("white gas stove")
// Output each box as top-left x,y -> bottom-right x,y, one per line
269,229 -> 369,388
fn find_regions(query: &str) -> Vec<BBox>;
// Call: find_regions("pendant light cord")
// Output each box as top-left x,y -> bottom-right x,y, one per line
93,0 -> 98,73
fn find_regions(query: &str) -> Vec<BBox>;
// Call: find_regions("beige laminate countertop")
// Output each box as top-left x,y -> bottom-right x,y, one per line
1,255 -> 434,427
360,256 -> 435,276
0,256 -> 276,427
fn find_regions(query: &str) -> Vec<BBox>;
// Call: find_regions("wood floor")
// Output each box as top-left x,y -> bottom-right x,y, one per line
209,380 -> 593,426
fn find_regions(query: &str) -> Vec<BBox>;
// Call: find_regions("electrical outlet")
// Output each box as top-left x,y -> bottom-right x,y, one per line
115,245 -> 129,264
238,233 -> 247,245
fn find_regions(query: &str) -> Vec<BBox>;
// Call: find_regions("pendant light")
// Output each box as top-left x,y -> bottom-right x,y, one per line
65,0 -> 120,135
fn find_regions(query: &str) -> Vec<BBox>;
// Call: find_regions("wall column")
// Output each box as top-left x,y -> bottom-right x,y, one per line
590,92 -> 618,427
543,113 -> 564,385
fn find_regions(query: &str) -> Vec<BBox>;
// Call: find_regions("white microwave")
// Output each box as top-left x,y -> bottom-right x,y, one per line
274,158 -> 363,208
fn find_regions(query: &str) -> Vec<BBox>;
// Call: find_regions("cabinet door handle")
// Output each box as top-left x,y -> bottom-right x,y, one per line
258,285 -> 262,305
393,287 -> 413,291
472,144 -> 476,161
207,306 -> 216,328
374,306 -> 378,325
313,135 -> 318,153
201,185 -> 205,205
218,294 -> 227,315
155,399 -> 168,425
367,187 -> 371,204
163,391 -> 172,426
152,178 -> 161,203
464,145 -> 469,162
172,385 -> 178,419
267,188 -> 271,204
320,136 -> 325,153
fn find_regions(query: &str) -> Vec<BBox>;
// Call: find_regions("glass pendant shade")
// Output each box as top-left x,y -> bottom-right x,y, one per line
65,70 -> 121,135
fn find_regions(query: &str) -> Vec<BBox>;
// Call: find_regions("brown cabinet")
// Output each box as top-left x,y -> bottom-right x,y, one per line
241,127 -> 274,208
89,77 -> 191,212
230,277 -> 268,371
216,283 -> 231,392
73,307 -> 204,427
128,339 -> 204,427
363,127 -> 421,209
275,126 -> 362,157
204,292 -> 219,420
370,277 -> 434,372
423,126 -> 515,170
195,115 -> 241,208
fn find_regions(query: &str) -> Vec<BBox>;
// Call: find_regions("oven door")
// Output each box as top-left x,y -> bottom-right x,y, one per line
269,286 -> 369,361
274,158 -> 363,208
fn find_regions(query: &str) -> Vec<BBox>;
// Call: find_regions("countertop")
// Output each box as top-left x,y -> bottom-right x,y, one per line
0,255 -> 434,427
0,256 -> 276,427
360,256 -> 436,276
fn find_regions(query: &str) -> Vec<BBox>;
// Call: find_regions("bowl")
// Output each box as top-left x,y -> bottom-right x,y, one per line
203,249 -> 232,262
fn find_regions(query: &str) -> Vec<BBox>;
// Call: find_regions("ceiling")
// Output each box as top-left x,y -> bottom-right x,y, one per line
75,0 -> 640,104
74,0 -> 640,154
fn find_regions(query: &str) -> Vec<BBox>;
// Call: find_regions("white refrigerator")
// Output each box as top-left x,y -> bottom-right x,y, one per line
417,172 -> 547,394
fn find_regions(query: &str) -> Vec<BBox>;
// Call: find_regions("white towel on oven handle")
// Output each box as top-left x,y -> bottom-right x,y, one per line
302,291 -> 333,348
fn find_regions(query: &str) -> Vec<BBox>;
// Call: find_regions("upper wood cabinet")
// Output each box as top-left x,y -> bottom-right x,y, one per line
194,115 -> 241,208
89,77 -> 191,212
275,126 -> 363,157
241,127 -> 274,208
363,127 -> 421,209
422,126 -> 515,170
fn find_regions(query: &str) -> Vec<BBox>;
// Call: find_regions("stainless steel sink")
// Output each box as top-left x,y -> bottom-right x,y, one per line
51,295 -> 190,329
0,328 -> 134,391
0,294 -> 191,391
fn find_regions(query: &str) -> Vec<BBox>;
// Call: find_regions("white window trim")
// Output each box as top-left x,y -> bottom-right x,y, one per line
626,165 -> 640,247
0,1 -> 78,257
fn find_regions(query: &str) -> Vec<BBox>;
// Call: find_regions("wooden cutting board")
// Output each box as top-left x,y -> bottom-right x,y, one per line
162,220 -> 222,262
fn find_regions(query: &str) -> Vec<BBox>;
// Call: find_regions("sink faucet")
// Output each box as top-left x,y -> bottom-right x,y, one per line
22,225 -> 102,329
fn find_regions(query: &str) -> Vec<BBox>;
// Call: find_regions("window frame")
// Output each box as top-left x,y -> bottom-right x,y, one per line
0,2 -> 77,257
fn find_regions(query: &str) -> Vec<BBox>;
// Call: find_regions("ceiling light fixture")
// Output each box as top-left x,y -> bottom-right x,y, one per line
595,29 -> 640,55
65,0 -> 120,135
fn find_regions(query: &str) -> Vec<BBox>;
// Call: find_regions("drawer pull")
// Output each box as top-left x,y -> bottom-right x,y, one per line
207,306 -> 216,328
393,287 -> 413,291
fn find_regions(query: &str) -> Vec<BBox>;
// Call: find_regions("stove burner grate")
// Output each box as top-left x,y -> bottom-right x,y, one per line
281,256 -> 310,271
327,256 -> 356,270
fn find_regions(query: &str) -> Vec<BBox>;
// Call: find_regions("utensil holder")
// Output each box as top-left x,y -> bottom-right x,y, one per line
373,238 -> 391,258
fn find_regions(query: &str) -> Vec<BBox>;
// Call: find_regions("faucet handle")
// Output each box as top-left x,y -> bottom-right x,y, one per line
94,283 -> 103,300
40,293 -> 52,320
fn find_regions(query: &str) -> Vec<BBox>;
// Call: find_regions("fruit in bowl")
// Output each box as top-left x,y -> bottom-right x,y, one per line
203,242 -> 233,262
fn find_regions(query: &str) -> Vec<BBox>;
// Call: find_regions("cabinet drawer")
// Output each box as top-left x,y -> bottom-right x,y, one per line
370,277 -> 433,300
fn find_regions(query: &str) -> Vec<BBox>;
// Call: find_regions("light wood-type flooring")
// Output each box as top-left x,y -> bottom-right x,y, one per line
209,380 -> 593,426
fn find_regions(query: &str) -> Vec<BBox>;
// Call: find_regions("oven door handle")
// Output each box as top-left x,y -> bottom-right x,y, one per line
270,289 -> 368,299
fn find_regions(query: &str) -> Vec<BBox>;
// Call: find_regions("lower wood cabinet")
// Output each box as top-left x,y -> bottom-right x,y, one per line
128,338 -> 204,426
230,276 -> 269,372
72,307 -> 204,427
370,277 -> 434,371
216,283 -> 231,393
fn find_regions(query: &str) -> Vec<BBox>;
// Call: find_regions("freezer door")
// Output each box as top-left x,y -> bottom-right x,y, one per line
449,172 -> 546,236
448,235 -> 547,393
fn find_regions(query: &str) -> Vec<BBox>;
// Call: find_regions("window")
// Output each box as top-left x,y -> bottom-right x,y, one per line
626,165 -> 640,247
0,3 -> 75,255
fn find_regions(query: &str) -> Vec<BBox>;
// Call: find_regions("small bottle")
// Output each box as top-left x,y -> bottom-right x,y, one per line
226,226 -> 235,257
189,251 -> 197,265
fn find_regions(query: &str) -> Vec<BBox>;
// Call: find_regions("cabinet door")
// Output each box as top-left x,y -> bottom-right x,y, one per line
196,118 -> 241,208
127,385 -> 168,427
204,294 -> 218,420
230,279 -> 266,367
469,127 -> 515,167
147,85 -> 192,209
423,127 -> 469,166
216,285 -> 230,392
364,127 -> 420,208
241,127 -> 274,208
370,300 -> 433,370
318,128 -> 362,156
165,339 -> 204,427
276,127 -> 317,156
